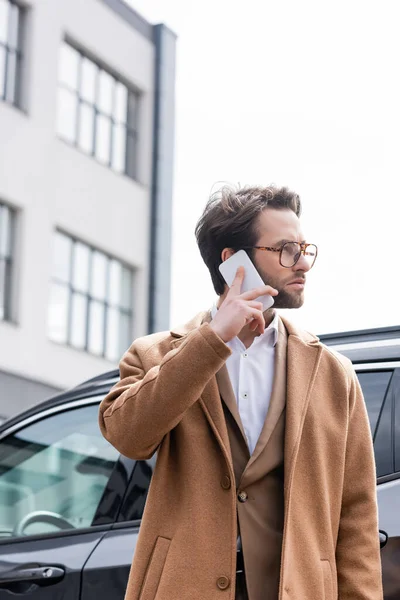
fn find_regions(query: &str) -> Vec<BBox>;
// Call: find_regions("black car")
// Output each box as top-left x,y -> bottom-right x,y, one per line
0,325 -> 398,599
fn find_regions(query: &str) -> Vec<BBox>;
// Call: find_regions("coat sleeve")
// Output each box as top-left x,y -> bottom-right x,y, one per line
98,322 -> 231,460
335,368 -> 383,600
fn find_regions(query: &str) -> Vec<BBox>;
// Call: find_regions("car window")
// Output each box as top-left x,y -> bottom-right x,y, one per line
117,455 -> 156,523
393,370 -> 400,473
357,371 -> 393,437
0,403 -> 119,539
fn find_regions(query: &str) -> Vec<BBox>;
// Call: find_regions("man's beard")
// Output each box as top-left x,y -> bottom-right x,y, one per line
254,263 -> 305,309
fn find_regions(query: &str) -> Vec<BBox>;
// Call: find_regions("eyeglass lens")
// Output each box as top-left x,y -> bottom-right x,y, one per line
281,242 -> 317,268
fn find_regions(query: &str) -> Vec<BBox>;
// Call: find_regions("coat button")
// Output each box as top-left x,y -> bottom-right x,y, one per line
216,576 -> 230,590
238,491 -> 248,503
220,475 -> 231,490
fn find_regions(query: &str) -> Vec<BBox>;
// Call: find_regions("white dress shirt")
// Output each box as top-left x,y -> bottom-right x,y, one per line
211,305 -> 279,455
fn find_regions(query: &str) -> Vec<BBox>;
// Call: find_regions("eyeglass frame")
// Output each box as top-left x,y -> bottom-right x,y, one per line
240,242 -> 318,269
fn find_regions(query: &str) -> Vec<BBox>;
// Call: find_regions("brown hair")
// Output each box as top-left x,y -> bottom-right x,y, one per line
195,184 -> 302,295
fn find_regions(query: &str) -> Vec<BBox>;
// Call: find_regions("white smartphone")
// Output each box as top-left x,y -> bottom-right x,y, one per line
218,249 -> 274,310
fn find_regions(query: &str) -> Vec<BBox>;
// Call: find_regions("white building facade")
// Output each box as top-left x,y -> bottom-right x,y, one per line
0,0 -> 176,418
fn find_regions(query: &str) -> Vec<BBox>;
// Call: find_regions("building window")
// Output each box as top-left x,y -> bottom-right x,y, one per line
0,0 -> 23,107
56,41 -> 139,180
48,231 -> 134,361
0,202 -> 15,321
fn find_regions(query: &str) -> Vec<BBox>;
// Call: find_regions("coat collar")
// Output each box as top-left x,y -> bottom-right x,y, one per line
170,310 -> 320,347
170,311 -> 209,339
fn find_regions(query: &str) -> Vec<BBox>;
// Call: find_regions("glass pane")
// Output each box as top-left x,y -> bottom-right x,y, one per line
0,45 -> 5,100
95,114 -> 111,165
117,457 -> 155,522
8,2 -> 19,49
72,242 -> 90,293
70,292 -> 87,349
0,0 -> 8,45
56,87 -> 78,144
105,306 -> 119,362
58,43 -> 80,90
119,312 -> 132,356
121,266 -> 132,309
0,258 -> 5,320
88,300 -> 105,356
80,57 -> 97,104
5,49 -> 16,104
394,375 -> 400,473
97,70 -> 114,115
0,404 -> 119,537
111,124 -> 126,174
125,131 -> 137,179
108,259 -> 121,306
374,386 -> 394,477
114,82 -> 128,123
48,283 -> 69,344
91,251 -> 107,300
357,371 -> 393,436
77,102 -> 94,155
127,91 -> 138,128
3,258 -> 11,320
0,204 -> 11,257
52,231 -> 72,282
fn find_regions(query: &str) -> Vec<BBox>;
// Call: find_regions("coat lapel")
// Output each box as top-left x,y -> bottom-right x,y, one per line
216,365 -> 247,442
170,310 -> 233,464
198,377 -> 233,465
200,310 -> 247,447
241,319 -> 287,480
281,317 -> 322,497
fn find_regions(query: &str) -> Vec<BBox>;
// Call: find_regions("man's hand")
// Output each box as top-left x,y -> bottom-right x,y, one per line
209,267 -> 278,342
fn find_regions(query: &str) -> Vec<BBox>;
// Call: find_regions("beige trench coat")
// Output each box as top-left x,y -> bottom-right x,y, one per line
99,313 -> 383,600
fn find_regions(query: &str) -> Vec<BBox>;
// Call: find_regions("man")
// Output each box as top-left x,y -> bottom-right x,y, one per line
99,185 -> 383,600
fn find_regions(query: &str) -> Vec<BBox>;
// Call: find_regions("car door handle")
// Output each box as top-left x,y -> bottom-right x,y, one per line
0,566 -> 65,585
379,530 -> 388,549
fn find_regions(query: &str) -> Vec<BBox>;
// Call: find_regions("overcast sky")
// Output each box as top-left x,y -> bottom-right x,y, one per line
127,0 -> 400,335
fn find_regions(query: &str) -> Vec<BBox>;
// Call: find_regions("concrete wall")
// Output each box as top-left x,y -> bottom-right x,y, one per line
0,0 -> 157,411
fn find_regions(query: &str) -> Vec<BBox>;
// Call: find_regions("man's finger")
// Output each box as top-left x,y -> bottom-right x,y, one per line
247,300 -> 264,311
246,308 -> 265,333
241,285 -> 278,301
227,266 -> 245,295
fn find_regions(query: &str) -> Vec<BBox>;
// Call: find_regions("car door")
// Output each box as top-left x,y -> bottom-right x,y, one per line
81,455 -> 156,600
357,366 -> 400,600
0,397 -> 133,600
374,368 -> 400,600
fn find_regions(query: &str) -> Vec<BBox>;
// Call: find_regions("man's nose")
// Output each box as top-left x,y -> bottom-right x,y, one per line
294,252 -> 311,272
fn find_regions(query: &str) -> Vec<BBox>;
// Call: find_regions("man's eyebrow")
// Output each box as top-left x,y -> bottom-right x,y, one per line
273,239 -> 306,246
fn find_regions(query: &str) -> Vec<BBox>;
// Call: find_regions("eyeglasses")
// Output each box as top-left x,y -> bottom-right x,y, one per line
241,242 -> 318,269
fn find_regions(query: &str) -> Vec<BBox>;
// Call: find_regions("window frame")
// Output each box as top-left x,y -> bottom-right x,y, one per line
357,366 -> 398,482
56,39 -> 140,181
393,369 -> 400,474
48,229 -> 135,361
0,0 -> 24,108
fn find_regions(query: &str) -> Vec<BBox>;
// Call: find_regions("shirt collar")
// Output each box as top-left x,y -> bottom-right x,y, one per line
210,303 -> 279,347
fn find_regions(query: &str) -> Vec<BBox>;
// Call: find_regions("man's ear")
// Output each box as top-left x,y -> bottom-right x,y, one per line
220,248 -> 235,263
